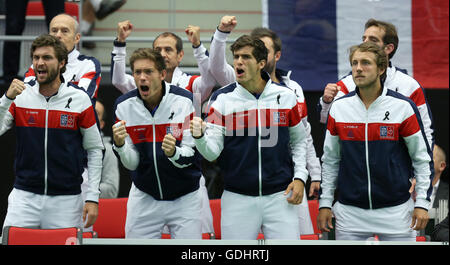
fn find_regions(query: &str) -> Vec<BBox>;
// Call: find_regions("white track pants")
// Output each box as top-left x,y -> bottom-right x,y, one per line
125,183 -> 202,239
3,188 -> 83,229
221,190 -> 300,240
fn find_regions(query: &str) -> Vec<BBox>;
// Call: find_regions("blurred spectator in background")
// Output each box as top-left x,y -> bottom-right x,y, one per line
80,0 -> 127,49
95,100 -> 120,199
431,144 -> 448,208
1,0 -> 64,84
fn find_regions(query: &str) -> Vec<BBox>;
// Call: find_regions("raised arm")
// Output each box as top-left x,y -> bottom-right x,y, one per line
111,20 -> 137,94
185,25 -> 217,102
209,16 -> 237,87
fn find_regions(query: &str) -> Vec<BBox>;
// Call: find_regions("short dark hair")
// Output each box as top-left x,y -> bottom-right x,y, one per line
364,18 -> 399,59
230,35 -> 268,63
250,27 -> 282,53
153,32 -> 183,53
130,48 -> 166,73
31,34 -> 68,74
349,42 -> 388,81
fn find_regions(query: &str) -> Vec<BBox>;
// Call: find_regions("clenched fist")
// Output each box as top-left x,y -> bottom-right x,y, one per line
190,116 -> 206,138
218,15 -> 237,32
6,79 -> 26,99
162,133 -> 177,157
117,20 -> 133,42
322,83 -> 340,104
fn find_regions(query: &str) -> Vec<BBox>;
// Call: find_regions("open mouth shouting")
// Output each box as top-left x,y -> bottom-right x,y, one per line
36,69 -> 48,79
236,68 -> 245,78
140,85 -> 150,92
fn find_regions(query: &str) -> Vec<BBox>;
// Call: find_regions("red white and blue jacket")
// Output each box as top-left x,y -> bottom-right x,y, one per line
318,64 -> 434,148
319,85 -> 433,211
194,73 -> 309,196
208,29 -> 321,182
0,80 -> 104,202
112,82 -> 201,201
24,49 -> 102,102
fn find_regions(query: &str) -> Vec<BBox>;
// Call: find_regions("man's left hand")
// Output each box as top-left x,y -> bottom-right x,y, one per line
284,179 -> 304,205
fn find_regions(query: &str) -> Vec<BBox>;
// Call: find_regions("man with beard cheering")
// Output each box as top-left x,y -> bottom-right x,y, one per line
0,34 -> 104,230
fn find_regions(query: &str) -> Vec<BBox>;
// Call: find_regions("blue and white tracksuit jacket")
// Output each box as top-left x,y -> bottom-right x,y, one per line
319,85 -> 433,211
112,82 -> 201,201
208,28 -> 321,183
194,73 -> 309,196
318,63 -> 434,149
0,80 -> 104,202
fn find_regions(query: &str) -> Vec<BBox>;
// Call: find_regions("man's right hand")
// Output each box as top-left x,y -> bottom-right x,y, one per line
218,15 -> 237,32
190,117 -> 206,138
317,208 -> 334,232
6,79 -> 25,99
112,120 -> 128,147
117,20 -> 133,42
322,83 -> 340,104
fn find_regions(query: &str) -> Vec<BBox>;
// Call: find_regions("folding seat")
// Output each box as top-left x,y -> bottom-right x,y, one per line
92,198 -> 128,238
2,226 -> 82,245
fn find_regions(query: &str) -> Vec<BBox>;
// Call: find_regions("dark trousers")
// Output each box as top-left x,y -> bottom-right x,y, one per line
2,0 -> 65,81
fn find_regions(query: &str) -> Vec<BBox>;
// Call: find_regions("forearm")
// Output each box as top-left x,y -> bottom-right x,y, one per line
192,43 -> 217,102
0,94 -> 14,135
289,122 -> 309,184
319,132 -> 340,209
85,148 -> 103,202
111,41 -> 136,94
113,139 -> 140,171
193,123 -> 224,162
209,29 -> 235,87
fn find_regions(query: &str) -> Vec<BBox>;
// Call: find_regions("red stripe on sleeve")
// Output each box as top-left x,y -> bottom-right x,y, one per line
409,87 -> 426,107
81,71 -> 97,80
327,115 -> 337,136
185,75 -> 200,92
78,106 -> 97,129
337,80 -> 349,95
399,114 -> 421,138
207,107 -> 225,127
289,104 -> 302,127
8,102 -> 16,117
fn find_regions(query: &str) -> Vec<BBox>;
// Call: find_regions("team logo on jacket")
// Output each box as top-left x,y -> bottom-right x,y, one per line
380,125 -> 394,139
60,114 -> 75,128
166,124 -> 182,138
273,111 -> 287,125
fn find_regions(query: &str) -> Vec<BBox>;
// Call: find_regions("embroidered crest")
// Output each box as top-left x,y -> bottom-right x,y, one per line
166,124 -> 182,138
273,111 -> 287,125
60,114 -> 74,128
380,125 -> 394,139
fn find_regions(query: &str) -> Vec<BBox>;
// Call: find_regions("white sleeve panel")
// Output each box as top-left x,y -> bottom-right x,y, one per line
289,121 -> 309,184
85,148 -> 103,202
403,130 -> 432,210
113,137 -> 140,171
111,45 -> 136,94
192,43 -> 217,102
0,95 -> 14,136
193,123 -> 225,162
319,129 -> 341,209
208,29 -> 236,87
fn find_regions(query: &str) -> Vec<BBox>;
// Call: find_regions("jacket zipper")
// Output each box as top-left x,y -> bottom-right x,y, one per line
152,121 -> 163,199
44,100 -> 49,195
257,99 -> 262,196
364,109 -> 373,209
